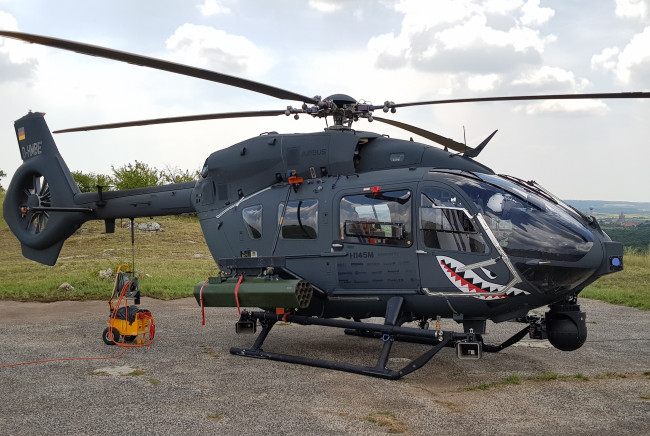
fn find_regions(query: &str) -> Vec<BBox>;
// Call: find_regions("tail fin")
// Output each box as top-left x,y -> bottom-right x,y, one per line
3,112 -> 87,265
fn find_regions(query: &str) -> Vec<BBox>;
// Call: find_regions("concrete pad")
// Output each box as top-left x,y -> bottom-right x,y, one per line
0,297 -> 648,435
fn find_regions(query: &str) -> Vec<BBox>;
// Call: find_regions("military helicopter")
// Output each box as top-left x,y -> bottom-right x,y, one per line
2,31 -> 647,379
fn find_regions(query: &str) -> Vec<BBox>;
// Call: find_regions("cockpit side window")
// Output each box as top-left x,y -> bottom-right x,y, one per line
242,204 -> 263,239
339,189 -> 412,247
420,187 -> 489,253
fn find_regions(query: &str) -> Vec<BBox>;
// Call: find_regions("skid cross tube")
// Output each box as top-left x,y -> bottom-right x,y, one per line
345,323 -> 533,352
230,311 -> 463,379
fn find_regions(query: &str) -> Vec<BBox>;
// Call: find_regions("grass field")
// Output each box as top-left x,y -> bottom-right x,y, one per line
580,252 -> 650,310
0,194 -> 216,301
0,192 -> 647,309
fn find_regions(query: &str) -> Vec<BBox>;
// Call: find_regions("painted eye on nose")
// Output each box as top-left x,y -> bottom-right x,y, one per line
481,267 -> 497,279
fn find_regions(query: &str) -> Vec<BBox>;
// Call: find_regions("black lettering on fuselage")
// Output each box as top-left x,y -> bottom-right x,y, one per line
301,148 -> 326,157
350,251 -> 374,259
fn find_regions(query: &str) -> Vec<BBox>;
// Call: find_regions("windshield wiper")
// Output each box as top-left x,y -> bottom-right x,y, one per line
499,174 -> 591,223
497,174 -> 559,205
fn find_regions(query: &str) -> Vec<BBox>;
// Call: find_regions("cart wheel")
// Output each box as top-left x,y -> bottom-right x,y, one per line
124,335 -> 136,342
102,327 -> 120,345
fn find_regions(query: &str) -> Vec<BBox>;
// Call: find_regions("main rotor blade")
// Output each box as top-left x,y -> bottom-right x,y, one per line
52,110 -> 287,133
392,92 -> 650,109
372,116 -> 472,153
0,31 -> 318,104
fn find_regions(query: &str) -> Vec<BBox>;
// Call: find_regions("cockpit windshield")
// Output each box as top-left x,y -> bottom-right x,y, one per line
476,173 -> 593,243
434,172 -> 594,262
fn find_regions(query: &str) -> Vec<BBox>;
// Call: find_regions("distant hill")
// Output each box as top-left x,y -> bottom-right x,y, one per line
564,200 -> 650,215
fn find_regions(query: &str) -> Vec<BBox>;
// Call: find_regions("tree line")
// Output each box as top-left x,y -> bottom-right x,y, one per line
73,161 -> 199,192
602,224 -> 650,254
0,163 -> 198,194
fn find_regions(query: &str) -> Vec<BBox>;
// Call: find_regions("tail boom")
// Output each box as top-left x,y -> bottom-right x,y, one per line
3,112 -> 197,265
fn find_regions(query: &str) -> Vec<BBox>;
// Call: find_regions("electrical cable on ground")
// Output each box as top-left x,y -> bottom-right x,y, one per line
2,270 -> 155,369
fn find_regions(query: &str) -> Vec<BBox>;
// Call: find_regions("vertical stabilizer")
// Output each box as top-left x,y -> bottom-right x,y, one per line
3,112 -> 87,265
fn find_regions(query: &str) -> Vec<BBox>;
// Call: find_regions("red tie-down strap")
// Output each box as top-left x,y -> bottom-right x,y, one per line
199,280 -> 208,326
234,275 -> 244,315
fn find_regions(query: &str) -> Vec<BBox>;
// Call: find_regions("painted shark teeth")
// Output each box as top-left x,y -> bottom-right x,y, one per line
436,255 -> 529,300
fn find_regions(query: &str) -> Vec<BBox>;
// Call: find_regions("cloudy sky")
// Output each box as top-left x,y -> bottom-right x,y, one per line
1,0 -> 648,202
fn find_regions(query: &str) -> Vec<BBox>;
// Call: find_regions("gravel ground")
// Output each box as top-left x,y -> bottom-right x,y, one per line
0,297 -> 648,435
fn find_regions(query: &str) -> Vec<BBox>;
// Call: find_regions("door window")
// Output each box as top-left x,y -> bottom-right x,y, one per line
340,189 -> 412,246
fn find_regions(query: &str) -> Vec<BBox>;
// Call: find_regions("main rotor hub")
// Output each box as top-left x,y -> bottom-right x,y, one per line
285,93 -> 390,126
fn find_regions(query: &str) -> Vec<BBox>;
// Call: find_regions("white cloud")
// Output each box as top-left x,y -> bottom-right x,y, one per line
435,14 -> 552,53
510,66 -> 601,113
308,0 -> 343,13
166,24 -> 273,76
197,0 -> 231,16
512,66 -> 589,90
591,47 -> 621,72
0,10 -> 18,30
370,0 -> 556,73
484,0 -> 524,15
394,0 -> 476,28
467,73 -> 500,92
591,26 -> 650,85
614,26 -> 650,84
0,11 -> 44,81
368,31 -> 410,63
614,0 -> 647,20
514,99 -> 609,115
520,0 -> 555,27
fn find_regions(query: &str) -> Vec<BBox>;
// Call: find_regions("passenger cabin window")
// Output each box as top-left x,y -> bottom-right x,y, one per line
420,188 -> 489,253
340,189 -> 412,247
278,200 -> 318,239
242,205 -> 263,239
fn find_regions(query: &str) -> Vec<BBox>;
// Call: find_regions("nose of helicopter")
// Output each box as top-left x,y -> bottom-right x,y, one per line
513,231 -> 624,296
593,240 -> 624,277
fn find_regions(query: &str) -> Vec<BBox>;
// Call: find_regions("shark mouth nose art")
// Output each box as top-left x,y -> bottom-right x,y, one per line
436,256 -> 529,300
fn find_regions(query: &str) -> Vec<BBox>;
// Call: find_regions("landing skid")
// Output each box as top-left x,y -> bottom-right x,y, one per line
230,297 -> 490,379
230,311 -> 457,379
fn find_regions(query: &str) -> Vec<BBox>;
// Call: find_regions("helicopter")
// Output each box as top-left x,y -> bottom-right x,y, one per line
2,31 -> 647,379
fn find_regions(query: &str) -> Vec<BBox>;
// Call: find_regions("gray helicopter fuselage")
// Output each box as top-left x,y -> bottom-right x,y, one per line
191,128 -> 620,322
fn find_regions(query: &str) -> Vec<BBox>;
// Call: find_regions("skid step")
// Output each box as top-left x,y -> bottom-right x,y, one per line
456,341 -> 482,359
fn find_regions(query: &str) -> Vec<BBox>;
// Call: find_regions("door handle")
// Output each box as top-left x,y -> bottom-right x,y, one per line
416,250 -> 427,255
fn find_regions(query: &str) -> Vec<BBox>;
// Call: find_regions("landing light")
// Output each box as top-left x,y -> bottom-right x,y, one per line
610,256 -> 623,270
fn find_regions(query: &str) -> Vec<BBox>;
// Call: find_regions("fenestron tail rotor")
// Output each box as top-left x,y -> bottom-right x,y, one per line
22,174 -> 51,235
